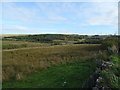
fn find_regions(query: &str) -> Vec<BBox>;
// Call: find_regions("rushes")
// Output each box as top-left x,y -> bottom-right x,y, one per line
2,44 -> 100,82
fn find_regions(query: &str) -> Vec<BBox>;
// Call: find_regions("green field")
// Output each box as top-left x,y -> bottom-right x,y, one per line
3,60 -> 96,88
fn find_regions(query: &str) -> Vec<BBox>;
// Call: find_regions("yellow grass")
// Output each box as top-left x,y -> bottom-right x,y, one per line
1,34 -> 27,37
2,44 -> 100,81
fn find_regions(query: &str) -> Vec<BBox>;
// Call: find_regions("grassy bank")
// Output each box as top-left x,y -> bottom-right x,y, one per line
101,55 -> 120,89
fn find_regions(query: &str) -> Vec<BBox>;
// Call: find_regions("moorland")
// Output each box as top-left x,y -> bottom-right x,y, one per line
2,34 -> 120,88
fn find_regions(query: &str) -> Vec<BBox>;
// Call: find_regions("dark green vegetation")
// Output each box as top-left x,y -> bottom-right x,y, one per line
2,34 -> 119,50
3,34 -> 87,43
3,34 -> 119,45
99,37 -> 119,89
101,37 -> 119,50
2,34 -> 119,49
101,55 -> 120,89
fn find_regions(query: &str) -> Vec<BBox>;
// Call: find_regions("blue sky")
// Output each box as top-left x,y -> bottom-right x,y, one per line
1,2 -> 118,35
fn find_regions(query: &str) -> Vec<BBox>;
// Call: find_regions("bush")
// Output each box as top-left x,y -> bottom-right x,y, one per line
101,71 -> 119,88
101,55 -> 120,88
101,38 -> 118,53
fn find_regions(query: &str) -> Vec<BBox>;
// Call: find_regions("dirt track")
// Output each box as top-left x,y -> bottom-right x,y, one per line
2,44 -> 84,51
2,46 -> 52,51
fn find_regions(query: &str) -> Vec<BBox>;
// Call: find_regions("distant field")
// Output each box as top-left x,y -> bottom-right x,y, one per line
2,41 -> 51,49
1,34 -> 27,37
3,44 -> 100,86
2,40 -> 100,50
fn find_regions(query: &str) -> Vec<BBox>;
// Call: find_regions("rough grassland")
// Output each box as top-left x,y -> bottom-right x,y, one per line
2,41 -> 51,49
3,44 -> 100,88
3,61 -> 96,88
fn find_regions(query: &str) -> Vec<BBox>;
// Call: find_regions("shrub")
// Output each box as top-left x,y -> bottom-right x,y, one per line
101,38 -> 118,54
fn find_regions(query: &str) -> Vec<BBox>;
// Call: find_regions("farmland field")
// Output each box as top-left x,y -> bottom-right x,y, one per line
2,41 -> 51,50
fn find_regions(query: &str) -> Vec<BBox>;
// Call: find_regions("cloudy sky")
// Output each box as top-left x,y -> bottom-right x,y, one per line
1,1 -> 118,35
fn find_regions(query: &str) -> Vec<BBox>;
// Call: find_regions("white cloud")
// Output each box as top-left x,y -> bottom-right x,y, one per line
2,24 -> 68,33
2,2 -> 118,26
78,2 -> 118,26
2,3 -> 37,23
2,2 -> 68,25
1,2 -> 118,34
36,2 -> 68,21
48,16 -> 67,21
2,25 -> 29,31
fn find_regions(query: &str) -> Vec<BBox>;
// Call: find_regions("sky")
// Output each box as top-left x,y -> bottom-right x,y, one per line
1,1 -> 118,35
